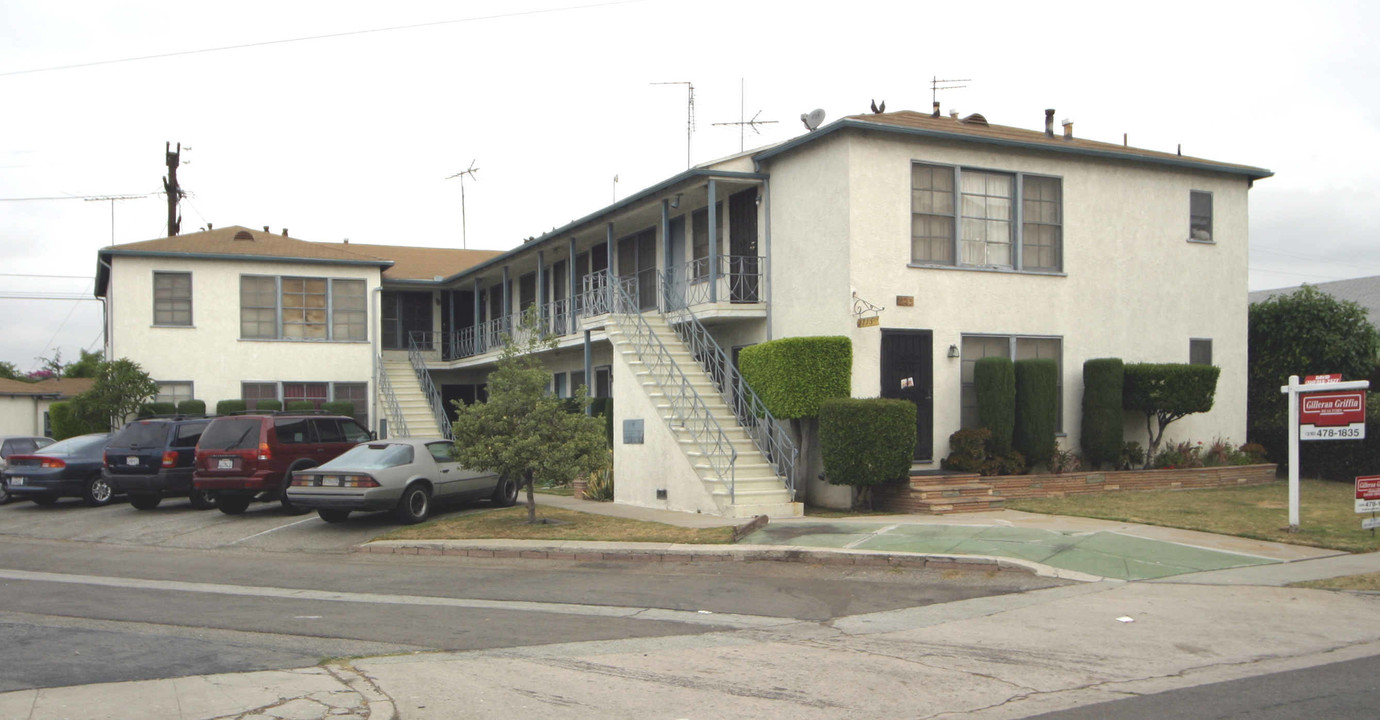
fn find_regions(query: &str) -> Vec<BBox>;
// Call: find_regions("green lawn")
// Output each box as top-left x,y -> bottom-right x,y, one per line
379,505 -> 735,544
1292,572 -> 1380,591
1007,479 -> 1380,554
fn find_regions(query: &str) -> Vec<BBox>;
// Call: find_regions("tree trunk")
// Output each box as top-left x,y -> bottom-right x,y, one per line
524,471 -> 537,524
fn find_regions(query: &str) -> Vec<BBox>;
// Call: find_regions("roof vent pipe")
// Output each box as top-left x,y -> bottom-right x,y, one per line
282,228 -> 288,236
1061,119 -> 1073,139
949,109 -> 959,119
263,226 -> 270,232
1045,109 -> 1055,137
932,101 -> 941,118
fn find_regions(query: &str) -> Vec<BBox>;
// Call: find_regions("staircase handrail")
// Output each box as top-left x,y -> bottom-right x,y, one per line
600,271 -> 739,501
658,271 -> 797,495
406,332 -> 453,440
376,354 -> 409,438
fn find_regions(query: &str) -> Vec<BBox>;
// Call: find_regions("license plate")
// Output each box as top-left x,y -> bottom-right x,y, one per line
126,456 -> 139,466
320,476 -> 340,487
10,477 -> 23,486
217,458 -> 233,469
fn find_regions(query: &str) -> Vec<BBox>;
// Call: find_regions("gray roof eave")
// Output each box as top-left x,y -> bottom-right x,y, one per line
752,118 -> 1274,181
95,248 -> 394,297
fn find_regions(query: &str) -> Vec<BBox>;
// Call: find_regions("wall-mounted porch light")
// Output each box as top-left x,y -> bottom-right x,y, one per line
670,193 -> 682,209
947,344 -> 960,359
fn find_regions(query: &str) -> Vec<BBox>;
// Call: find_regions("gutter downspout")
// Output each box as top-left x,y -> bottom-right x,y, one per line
372,285 -> 382,436
762,177 -> 772,341
98,258 -> 114,359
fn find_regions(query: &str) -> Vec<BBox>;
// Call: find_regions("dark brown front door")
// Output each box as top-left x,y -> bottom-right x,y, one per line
880,330 -> 933,461
728,189 -> 759,303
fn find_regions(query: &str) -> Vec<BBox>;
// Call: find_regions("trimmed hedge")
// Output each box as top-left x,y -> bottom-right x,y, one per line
256,399 -> 283,412
177,399 -> 206,415
216,399 -> 247,415
1123,363 -> 1219,419
323,401 -> 355,417
49,400 -> 103,440
738,336 -> 851,419
975,356 -> 1015,454
820,397 -> 915,489
1014,359 -> 1058,466
285,401 -> 316,412
1080,358 -> 1125,468
139,402 -> 176,417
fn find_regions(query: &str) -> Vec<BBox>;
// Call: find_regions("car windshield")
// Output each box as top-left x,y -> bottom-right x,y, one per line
110,422 -> 170,447
320,443 -> 414,470
199,419 -> 262,450
40,434 -> 108,456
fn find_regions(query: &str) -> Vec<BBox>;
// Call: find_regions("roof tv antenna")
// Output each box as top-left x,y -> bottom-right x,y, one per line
800,108 -> 826,131
931,75 -> 971,107
653,81 -> 695,167
712,78 -> 778,152
445,159 -> 480,249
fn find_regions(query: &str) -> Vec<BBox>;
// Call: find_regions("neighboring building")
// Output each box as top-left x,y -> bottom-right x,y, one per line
1249,275 -> 1380,330
0,377 -> 95,437
96,105 -> 1270,519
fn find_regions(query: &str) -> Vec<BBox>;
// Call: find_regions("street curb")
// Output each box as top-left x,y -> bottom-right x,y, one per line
351,539 -> 1100,582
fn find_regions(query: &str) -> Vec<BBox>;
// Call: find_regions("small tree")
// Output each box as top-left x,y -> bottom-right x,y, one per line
0,361 -> 23,381
1123,363 -> 1220,467
974,356 -> 1015,453
75,358 -> 160,430
1080,358 -> 1125,468
451,309 -> 607,523
63,349 -> 104,378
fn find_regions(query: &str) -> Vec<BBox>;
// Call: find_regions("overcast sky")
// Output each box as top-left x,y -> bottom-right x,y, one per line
3,0 -> 1378,372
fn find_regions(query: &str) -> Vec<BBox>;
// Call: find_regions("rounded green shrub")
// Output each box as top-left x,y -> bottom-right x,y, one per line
285,401 -> 316,412
256,399 -> 283,412
323,401 -> 355,417
177,399 -> 206,415
216,399 -> 247,415
140,402 -> 176,417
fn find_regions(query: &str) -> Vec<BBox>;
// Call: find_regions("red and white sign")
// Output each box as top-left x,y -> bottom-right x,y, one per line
1356,476 -> 1380,513
1305,374 -> 1343,385
1300,391 -> 1366,440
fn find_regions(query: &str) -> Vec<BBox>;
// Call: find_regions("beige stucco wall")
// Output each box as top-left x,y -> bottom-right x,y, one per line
765,130 -> 1252,465
0,396 -> 44,436
105,256 -> 379,418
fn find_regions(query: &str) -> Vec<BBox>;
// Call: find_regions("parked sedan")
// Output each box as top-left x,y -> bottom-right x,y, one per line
0,435 -> 55,504
3,433 -> 115,506
286,438 -> 515,524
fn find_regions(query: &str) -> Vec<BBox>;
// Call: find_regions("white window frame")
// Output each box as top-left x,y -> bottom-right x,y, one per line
239,275 -> 368,342
910,161 -> 1064,273
156,381 -> 194,407
152,271 -> 193,327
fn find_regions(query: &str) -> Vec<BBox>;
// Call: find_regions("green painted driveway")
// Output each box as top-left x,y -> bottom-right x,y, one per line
740,522 -> 1278,580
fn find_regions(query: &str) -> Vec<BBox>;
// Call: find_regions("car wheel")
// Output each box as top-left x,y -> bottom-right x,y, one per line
83,474 -> 115,507
31,494 -> 60,506
394,484 -> 431,525
128,494 -> 162,510
318,509 -> 350,524
217,495 -> 251,515
188,489 -> 217,510
0,481 -> 10,505
491,475 -> 518,507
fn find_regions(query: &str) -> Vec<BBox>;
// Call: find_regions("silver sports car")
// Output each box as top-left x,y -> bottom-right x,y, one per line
286,437 -> 516,524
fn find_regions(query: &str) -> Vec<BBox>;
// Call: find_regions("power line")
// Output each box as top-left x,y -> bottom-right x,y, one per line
0,273 -> 94,280
0,193 -> 156,202
1,1 -> 646,78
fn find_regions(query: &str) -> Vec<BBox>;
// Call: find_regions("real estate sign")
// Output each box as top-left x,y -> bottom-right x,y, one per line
1356,475 -> 1380,514
1299,391 -> 1366,441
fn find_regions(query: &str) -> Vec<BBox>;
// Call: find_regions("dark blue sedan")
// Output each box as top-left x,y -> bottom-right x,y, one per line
3,433 -> 115,506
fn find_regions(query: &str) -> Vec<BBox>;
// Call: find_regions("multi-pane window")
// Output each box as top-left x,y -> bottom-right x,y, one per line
240,276 -> 367,341
1022,176 -> 1062,270
153,272 -> 192,326
240,277 -> 278,339
912,163 -> 1062,272
1190,191 -> 1213,242
911,164 -> 955,264
283,382 -> 329,409
961,171 -> 1014,268
156,381 -> 193,407
333,382 -> 369,426
1190,338 -> 1213,366
241,382 -> 278,410
960,335 -> 1063,430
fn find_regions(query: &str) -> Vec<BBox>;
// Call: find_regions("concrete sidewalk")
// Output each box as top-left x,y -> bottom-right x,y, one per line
6,497 -> 1378,719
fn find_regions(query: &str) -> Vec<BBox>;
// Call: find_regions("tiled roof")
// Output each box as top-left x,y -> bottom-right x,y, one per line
101,226 -> 392,265
0,377 -> 92,397
756,110 -> 1272,180
312,243 -> 504,281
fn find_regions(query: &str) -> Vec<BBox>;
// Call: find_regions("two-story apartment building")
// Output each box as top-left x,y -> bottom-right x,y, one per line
96,105 -> 1270,519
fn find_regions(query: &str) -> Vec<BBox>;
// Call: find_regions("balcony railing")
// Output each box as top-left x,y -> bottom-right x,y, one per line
437,255 -> 764,362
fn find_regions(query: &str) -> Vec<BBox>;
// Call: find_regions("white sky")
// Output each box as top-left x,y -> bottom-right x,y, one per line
3,0 -> 1378,372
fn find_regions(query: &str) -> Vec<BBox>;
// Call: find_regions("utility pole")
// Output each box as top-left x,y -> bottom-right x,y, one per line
163,142 -> 183,236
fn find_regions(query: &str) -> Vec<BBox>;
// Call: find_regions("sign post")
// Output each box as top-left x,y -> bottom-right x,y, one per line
1281,375 -> 1370,532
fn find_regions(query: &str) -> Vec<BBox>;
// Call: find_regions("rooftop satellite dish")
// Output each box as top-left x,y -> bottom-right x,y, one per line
800,108 -> 826,131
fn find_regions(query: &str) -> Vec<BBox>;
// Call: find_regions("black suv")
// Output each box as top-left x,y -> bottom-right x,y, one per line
103,416 -> 216,510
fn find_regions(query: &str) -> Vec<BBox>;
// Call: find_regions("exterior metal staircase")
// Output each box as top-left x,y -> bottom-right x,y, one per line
377,358 -> 444,438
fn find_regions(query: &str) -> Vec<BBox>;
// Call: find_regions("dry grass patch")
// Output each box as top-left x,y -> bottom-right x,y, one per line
1292,572 -> 1380,592
1007,479 -> 1380,554
379,506 -> 735,544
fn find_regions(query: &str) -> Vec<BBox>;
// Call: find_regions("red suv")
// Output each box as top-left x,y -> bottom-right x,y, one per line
193,413 -> 372,515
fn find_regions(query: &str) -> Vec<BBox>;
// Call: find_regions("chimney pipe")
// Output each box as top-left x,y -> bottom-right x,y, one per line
1045,109 -> 1055,137
207,222 -> 213,230
263,226 -> 270,232
932,101 -> 940,118
1061,119 -> 1073,139
949,109 -> 959,120
282,228 -> 288,237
